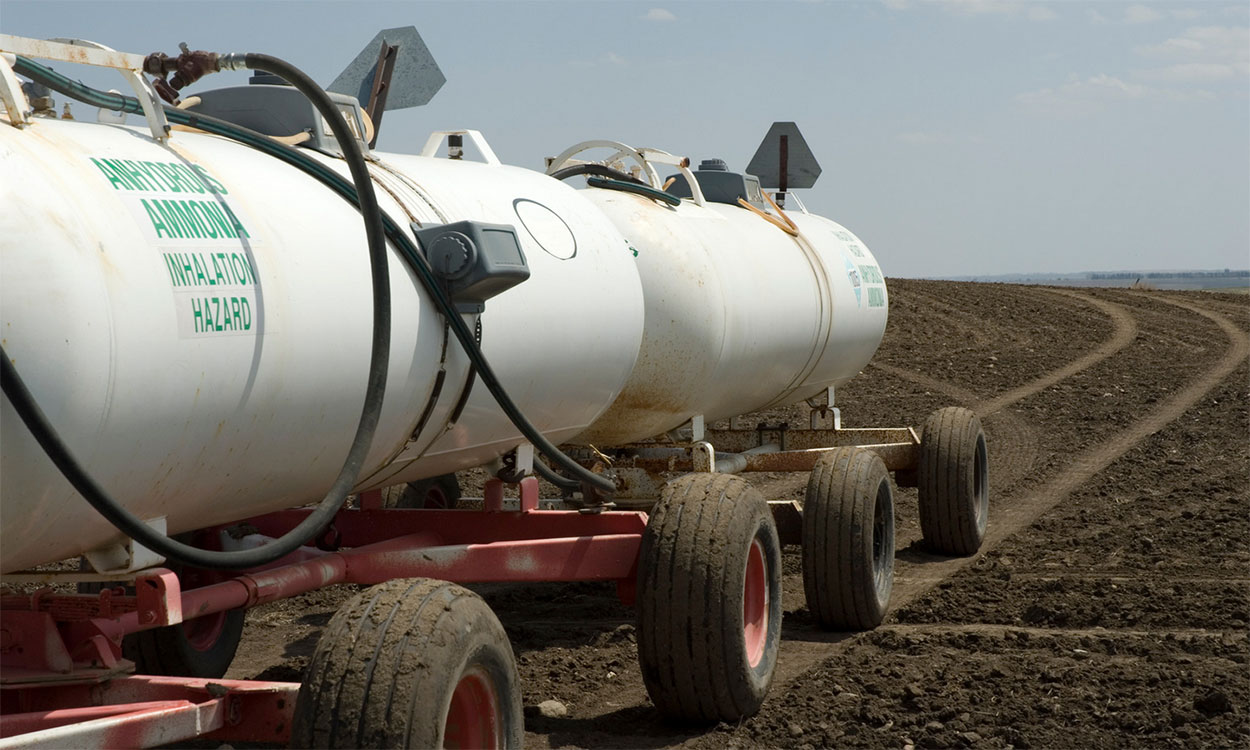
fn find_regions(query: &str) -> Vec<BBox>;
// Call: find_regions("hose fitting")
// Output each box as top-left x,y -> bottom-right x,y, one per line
143,43 -> 222,103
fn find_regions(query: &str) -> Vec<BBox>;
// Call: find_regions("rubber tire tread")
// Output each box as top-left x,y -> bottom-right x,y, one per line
290,578 -> 522,749
637,473 -> 782,722
802,447 -> 895,631
918,406 -> 989,556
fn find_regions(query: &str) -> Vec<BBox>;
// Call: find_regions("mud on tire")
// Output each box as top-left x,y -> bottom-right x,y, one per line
802,447 -> 895,631
918,406 -> 989,556
291,578 -> 522,749
637,473 -> 783,722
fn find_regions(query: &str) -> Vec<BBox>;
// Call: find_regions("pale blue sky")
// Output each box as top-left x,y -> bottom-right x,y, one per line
3,0 -> 1247,277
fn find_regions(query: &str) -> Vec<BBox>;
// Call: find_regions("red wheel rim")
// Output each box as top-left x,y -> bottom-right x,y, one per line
426,486 -> 450,510
181,612 -> 227,651
743,538 -> 769,669
443,665 -> 501,750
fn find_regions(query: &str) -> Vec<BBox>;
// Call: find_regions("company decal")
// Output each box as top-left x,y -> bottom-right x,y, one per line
845,256 -> 863,307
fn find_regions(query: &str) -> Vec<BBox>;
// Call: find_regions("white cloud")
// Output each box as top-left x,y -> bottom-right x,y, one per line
1171,9 -> 1203,21
1137,25 -> 1250,81
1087,9 -> 1110,25
1152,62 -> 1242,82
1124,5 -> 1164,24
881,0 -> 1056,20
1016,73 -> 1211,116
642,8 -> 677,22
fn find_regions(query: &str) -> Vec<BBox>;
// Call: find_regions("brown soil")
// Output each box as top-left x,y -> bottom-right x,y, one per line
224,280 -> 1250,749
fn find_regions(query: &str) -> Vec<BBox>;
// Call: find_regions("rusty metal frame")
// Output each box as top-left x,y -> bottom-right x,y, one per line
0,35 -> 170,140
0,676 -> 296,749
594,421 -> 921,507
0,475 -> 647,747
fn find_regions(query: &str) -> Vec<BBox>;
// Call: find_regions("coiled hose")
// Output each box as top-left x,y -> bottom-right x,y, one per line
3,53 -> 614,570
2,52 -> 389,570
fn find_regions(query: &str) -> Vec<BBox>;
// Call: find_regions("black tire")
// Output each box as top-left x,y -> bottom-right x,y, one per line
637,473 -> 782,722
801,447 -> 895,631
124,604 -> 246,679
78,545 -> 245,679
291,578 -> 522,749
385,473 -> 463,509
918,406 -> 989,556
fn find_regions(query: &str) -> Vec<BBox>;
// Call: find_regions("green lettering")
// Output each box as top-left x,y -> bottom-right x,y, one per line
90,158 -> 128,190
154,200 -> 187,238
167,201 -> 204,239
97,158 -> 140,192
210,254 -> 227,285
240,296 -> 252,330
170,164 -> 206,194
229,253 -> 255,284
189,202 -> 219,239
230,297 -> 242,329
136,161 -> 174,192
198,202 -> 234,239
192,254 -> 208,285
192,298 -> 205,332
141,199 -> 173,238
163,252 -> 188,286
221,203 -> 249,238
121,160 -> 156,191
191,164 -> 228,194
152,163 -> 184,192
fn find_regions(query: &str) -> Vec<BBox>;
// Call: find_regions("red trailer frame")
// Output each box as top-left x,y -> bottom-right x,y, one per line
0,478 -> 648,748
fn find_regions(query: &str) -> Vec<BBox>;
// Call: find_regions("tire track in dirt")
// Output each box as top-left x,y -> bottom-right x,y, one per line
871,289 -> 1138,419
974,290 -> 1138,418
759,296 -> 1245,700
870,290 -> 1135,508
876,623 -> 1237,640
885,297 -> 1246,598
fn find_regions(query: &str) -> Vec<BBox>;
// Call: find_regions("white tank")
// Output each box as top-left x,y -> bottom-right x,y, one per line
575,187 -> 888,445
0,117 -> 646,573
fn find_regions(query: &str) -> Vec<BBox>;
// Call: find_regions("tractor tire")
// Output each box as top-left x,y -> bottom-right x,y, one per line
918,406 -> 989,556
637,473 -> 782,722
291,578 -> 522,749
801,447 -> 895,631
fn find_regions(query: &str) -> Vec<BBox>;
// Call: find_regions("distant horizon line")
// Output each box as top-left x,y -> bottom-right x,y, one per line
898,268 -> 1250,282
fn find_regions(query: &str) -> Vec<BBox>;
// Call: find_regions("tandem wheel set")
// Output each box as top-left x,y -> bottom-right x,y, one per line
1,404 -> 987,748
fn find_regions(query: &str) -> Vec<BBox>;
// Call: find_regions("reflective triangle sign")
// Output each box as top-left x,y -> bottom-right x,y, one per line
329,26 -> 445,110
746,121 -> 822,190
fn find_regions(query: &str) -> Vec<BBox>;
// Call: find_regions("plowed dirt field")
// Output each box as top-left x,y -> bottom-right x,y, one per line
229,280 -> 1249,749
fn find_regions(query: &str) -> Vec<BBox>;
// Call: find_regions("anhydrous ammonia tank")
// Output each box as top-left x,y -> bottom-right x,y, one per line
0,117 -> 646,573
575,163 -> 889,444
1,112 -> 888,575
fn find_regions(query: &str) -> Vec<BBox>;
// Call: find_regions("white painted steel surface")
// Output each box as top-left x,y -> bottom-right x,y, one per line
0,117 -> 644,572
576,189 -> 888,445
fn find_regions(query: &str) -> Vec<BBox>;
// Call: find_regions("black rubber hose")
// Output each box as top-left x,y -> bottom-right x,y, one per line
2,53 -> 390,570
12,56 -> 617,500
548,163 -> 647,186
586,175 -> 681,207
533,456 -> 581,492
